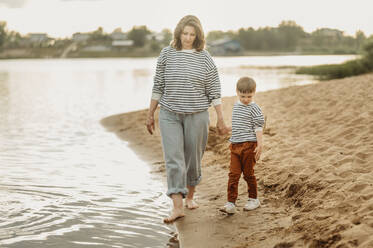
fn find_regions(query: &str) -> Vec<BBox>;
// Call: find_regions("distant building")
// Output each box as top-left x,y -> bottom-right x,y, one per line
112,40 -> 134,47
146,32 -> 165,41
27,33 -> 54,47
28,33 -> 48,43
111,40 -> 134,51
72,33 -> 90,42
111,31 -> 133,50
111,31 -> 127,40
82,45 -> 110,52
208,38 -> 241,55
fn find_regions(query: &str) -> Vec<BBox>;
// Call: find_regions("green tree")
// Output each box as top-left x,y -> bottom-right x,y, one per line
278,20 -> 305,50
112,27 -> 122,33
89,27 -> 111,43
355,30 -> 366,51
206,30 -> 227,42
128,25 -> 151,47
237,27 -> 256,50
161,28 -> 172,46
362,37 -> 373,63
0,21 -> 7,49
5,30 -> 22,48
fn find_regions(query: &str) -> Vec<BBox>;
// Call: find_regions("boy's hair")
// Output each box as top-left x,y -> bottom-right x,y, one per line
171,15 -> 205,52
236,77 -> 256,93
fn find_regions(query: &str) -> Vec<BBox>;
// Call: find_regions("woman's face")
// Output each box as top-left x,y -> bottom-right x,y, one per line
180,25 -> 196,50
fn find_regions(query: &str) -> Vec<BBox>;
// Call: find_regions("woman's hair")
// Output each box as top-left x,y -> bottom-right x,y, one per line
171,15 -> 205,51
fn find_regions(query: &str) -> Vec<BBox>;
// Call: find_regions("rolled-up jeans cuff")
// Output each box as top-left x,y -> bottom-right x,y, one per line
212,98 -> 222,106
166,188 -> 188,198
188,175 -> 202,187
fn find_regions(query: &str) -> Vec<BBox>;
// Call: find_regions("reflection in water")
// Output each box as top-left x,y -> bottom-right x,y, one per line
0,55 -> 355,247
0,70 -> 10,83
214,54 -> 357,67
0,59 -> 174,247
219,67 -> 317,96
0,71 -> 10,126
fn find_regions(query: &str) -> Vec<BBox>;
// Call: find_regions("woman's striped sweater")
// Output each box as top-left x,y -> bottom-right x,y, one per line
152,46 -> 221,113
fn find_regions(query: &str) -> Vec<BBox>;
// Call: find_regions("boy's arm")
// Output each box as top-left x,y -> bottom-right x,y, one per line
254,130 -> 263,161
252,103 -> 264,161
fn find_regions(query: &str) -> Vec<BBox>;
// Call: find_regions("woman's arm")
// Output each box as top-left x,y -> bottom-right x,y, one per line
146,48 -> 167,135
214,104 -> 230,135
146,99 -> 159,135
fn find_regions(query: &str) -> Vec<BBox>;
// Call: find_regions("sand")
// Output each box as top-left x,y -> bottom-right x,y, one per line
101,73 -> 373,248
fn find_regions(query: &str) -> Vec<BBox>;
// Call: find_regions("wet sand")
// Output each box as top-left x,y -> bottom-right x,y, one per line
101,73 -> 373,248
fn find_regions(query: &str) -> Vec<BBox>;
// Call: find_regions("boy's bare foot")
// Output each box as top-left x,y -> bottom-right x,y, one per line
163,210 -> 185,224
185,199 -> 199,209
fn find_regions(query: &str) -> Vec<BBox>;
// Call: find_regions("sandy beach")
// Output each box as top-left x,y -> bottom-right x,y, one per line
101,73 -> 373,248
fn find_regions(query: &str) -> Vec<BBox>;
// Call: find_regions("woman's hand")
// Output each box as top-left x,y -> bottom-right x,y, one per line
146,113 -> 155,135
146,99 -> 159,135
216,118 -> 230,135
213,104 -> 230,135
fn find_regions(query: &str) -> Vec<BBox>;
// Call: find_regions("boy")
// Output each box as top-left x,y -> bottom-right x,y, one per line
220,76 -> 265,214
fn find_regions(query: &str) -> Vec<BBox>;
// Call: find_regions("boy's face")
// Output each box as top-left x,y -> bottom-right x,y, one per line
237,90 -> 255,105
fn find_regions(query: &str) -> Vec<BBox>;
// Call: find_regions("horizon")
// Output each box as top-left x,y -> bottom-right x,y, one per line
1,0 -> 373,38
0,19 -> 369,40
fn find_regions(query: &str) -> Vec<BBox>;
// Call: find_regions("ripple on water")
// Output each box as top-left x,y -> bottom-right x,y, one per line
0,182 -> 173,247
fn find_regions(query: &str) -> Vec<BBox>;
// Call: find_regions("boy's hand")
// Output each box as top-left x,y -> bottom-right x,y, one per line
254,145 -> 262,161
146,113 -> 155,135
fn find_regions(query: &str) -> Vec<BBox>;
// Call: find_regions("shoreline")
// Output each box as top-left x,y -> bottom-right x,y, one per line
0,49 -> 358,60
101,73 -> 373,247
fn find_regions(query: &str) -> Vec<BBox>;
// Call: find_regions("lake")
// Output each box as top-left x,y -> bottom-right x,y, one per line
0,54 -> 356,247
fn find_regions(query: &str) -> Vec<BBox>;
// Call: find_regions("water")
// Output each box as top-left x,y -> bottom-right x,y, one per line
0,54 -> 356,247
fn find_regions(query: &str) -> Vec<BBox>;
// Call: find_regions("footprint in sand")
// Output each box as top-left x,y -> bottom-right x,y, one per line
338,170 -> 353,178
355,152 -> 369,160
348,183 -> 369,193
334,157 -> 353,168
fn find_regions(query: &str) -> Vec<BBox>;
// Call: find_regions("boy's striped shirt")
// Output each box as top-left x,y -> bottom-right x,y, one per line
230,102 -> 265,143
152,46 -> 221,113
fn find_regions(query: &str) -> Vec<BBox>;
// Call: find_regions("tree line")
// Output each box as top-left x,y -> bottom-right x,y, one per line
0,20 -> 372,55
207,21 -> 369,54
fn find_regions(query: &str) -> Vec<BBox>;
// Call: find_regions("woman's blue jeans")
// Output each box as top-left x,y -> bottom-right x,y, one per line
159,108 -> 209,198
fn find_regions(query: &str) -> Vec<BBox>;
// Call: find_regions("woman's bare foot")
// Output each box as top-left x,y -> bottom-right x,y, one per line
164,193 -> 184,224
186,186 -> 198,209
185,198 -> 199,209
163,209 -> 185,224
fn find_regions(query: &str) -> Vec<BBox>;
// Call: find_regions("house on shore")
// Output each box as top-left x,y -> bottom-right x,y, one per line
27,33 -> 54,47
207,38 -> 241,55
72,33 -> 90,43
112,40 -> 134,50
111,31 -> 133,50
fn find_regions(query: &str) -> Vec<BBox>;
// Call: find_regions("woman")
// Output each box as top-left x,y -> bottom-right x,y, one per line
146,15 -> 229,223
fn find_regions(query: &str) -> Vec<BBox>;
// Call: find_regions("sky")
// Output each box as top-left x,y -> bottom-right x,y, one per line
0,0 -> 372,38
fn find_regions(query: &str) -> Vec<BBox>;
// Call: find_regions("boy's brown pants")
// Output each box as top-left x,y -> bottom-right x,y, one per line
228,141 -> 257,203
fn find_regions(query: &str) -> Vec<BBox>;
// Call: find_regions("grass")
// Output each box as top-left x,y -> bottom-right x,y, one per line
296,40 -> 373,80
